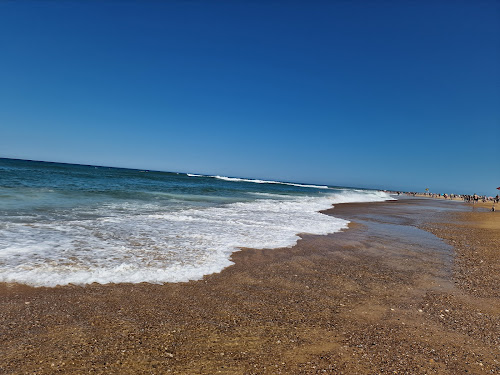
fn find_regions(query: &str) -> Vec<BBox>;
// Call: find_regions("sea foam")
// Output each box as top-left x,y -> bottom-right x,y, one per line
0,190 -> 392,287
187,173 -> 330,189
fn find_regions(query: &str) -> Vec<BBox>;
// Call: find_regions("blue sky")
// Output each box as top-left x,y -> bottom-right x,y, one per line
0,1 -> 498,194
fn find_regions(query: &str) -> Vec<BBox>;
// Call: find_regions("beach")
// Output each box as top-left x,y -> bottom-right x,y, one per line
1,198 -> 499,374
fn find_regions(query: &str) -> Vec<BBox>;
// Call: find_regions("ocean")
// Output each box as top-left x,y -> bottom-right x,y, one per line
0,158 -> 392,286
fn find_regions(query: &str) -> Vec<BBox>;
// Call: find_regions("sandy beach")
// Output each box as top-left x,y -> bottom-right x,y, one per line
0,198 -> 498,374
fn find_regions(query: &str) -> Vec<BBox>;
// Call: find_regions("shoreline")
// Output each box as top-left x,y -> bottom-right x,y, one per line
1,198 -> 499,374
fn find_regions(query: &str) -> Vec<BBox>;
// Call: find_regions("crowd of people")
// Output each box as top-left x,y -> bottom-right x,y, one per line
462,194 -> 500,204
384,191 -> 499,211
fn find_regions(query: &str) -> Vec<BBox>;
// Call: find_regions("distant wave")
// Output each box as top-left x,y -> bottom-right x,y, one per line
186,173 -> 329,189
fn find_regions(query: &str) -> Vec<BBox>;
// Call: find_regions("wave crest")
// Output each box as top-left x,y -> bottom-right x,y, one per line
186,173 -> 330,189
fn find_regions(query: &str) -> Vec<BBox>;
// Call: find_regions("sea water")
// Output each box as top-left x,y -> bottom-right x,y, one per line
0,158 -> 392,286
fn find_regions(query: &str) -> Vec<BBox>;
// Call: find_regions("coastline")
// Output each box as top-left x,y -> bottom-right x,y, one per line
1,198 -> 498,374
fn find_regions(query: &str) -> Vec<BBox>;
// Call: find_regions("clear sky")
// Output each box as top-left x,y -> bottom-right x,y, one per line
1,1 -> 498,195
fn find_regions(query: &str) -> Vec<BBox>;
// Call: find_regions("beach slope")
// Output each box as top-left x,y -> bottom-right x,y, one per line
0,198 -> 498,374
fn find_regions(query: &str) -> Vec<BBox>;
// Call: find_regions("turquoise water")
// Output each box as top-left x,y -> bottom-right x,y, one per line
0,158 -> 392,286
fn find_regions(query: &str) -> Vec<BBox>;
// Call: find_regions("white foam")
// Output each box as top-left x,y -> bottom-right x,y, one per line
0,190 -> 393,286
185,173 -> 329,189
213,175 -> 330,189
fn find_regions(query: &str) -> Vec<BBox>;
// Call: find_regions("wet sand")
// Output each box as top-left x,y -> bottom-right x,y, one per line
0,198 -> 498,374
